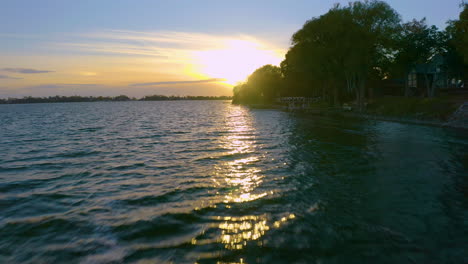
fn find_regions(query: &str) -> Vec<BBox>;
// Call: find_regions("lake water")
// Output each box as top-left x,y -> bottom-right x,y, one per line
0,101 -> 467,264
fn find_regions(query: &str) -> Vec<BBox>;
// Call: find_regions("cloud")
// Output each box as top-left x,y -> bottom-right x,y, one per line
62,83 -> 98,86
53,30 -> 286,85
26,83 -> 98,89
0,74 -> 22,79
0,30 -> 284,97
131,78 -> 226,86
54,30 -> 281,60
2,68 -> 54,74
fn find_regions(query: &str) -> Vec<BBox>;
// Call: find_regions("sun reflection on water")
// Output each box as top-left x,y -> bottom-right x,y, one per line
187,105 -> 297,262
215,106 -> 266,205
207,105 -> 295,253
217,215 -> 269,250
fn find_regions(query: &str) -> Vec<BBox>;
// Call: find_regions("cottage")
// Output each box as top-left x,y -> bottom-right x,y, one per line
407,55 -> 449,96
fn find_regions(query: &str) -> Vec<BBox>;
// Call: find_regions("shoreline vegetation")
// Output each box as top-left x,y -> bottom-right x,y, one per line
0,95 -> 232,104
2,1 -> 467,129
250,96 -> 468,129
232,1 -> 468,128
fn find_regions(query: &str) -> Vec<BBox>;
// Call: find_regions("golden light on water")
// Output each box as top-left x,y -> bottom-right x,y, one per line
204,105 -> 296,253
217,215 -> 270,250
217,106 -> 264,205
192,39 -> 283,85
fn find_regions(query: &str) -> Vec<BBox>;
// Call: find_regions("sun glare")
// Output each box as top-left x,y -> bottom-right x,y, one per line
192,39 -> 283,86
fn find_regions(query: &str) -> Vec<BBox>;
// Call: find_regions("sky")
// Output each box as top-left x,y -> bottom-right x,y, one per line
0,0 -> 463,98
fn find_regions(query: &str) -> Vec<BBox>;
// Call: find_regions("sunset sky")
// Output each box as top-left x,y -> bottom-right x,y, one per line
0,0 -> 463,98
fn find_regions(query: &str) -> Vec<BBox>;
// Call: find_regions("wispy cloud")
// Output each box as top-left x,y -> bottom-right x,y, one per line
79,30 -> 237,49
131,78 -> 226,86
26,83 -> 98,89
0,30 -> 284,97
0,74 -> 22,79
51,30 -> 285,84
53,30 -> 276,59
2,68 -> 54,74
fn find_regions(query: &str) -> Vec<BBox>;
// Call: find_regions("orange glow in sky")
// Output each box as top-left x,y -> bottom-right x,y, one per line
191,39 -> 284,86
0,31 -> 285,97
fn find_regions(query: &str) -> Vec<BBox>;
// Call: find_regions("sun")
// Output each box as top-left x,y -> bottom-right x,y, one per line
191,38 -> 284,86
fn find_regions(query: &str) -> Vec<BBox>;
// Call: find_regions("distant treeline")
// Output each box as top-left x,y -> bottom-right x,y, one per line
0,95 -> 232,104
140,95 -> 232,101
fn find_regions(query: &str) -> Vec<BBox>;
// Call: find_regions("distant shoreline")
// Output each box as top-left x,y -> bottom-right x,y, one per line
0,95 -> 232,105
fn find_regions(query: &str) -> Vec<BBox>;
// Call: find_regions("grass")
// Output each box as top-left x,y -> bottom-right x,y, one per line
366,96 -> 460,121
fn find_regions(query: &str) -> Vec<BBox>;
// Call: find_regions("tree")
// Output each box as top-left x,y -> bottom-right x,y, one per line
447,3 -> 468,88
452,4 -> 468,64
442,20 -> 466,89
343,1 -> 401,109
394,19 -> 444,97
281,0 -> 400,110
232,65 -> 282,105
114,95 -> 131,101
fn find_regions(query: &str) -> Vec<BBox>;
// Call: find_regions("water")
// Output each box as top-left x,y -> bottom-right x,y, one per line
0,101 -> 466,264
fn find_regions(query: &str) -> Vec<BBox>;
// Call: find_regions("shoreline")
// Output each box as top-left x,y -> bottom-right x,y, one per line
0,98 -> 232,105
247,103 -> 468,130
338,111 -> 467,130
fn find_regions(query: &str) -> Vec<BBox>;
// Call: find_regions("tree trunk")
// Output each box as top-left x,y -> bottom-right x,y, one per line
333,86 -> 339,106
322,83 -> 326,99
355,88 -> 360,111
353,74 -> 365,112
429,73 -> 437,97
424,73 -> 431,97
404,73 -> 410,97
359,81 -> 365,112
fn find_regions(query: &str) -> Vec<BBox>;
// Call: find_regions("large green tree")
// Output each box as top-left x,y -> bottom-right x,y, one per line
281,0 -> 400,110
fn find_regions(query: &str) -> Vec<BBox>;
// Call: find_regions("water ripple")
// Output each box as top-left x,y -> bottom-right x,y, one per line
0,101 -> 466,263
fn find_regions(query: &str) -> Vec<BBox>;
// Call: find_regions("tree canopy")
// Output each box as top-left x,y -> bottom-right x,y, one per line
232,65 -> 282,104
233,1 -> 467,108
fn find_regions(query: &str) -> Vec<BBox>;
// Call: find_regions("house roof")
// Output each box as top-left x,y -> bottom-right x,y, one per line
412,54 -> 446,74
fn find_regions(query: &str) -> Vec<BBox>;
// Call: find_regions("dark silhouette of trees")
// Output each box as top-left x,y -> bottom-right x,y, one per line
141,95 -> 231,101
234,0 -> 467,110
113,95 -> 131,101
282,1 -> 400,110
393,19 -> 445,97
452,4 -> 468,64
0,95 -> 232,104
232,65 -> 282,104
0,96 -> 118,104
447,3 -> 468,88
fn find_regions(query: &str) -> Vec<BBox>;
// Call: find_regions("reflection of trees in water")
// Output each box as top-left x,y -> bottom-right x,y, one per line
187,106 -> 466,263
283,116 -> 378,248
281,116 -> 468,263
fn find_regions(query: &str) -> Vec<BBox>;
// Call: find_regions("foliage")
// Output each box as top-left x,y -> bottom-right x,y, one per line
232,65 -> 282,104
393,19 -> 445,97
0,95 -> 126,104
234,0 -> 467,112
281,0 -> 401,109
141,95 -> 231,101
452,4 -> 468,64
444,21 -> 466,81
366,96 -> 460,120
0,95 -> 232,104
